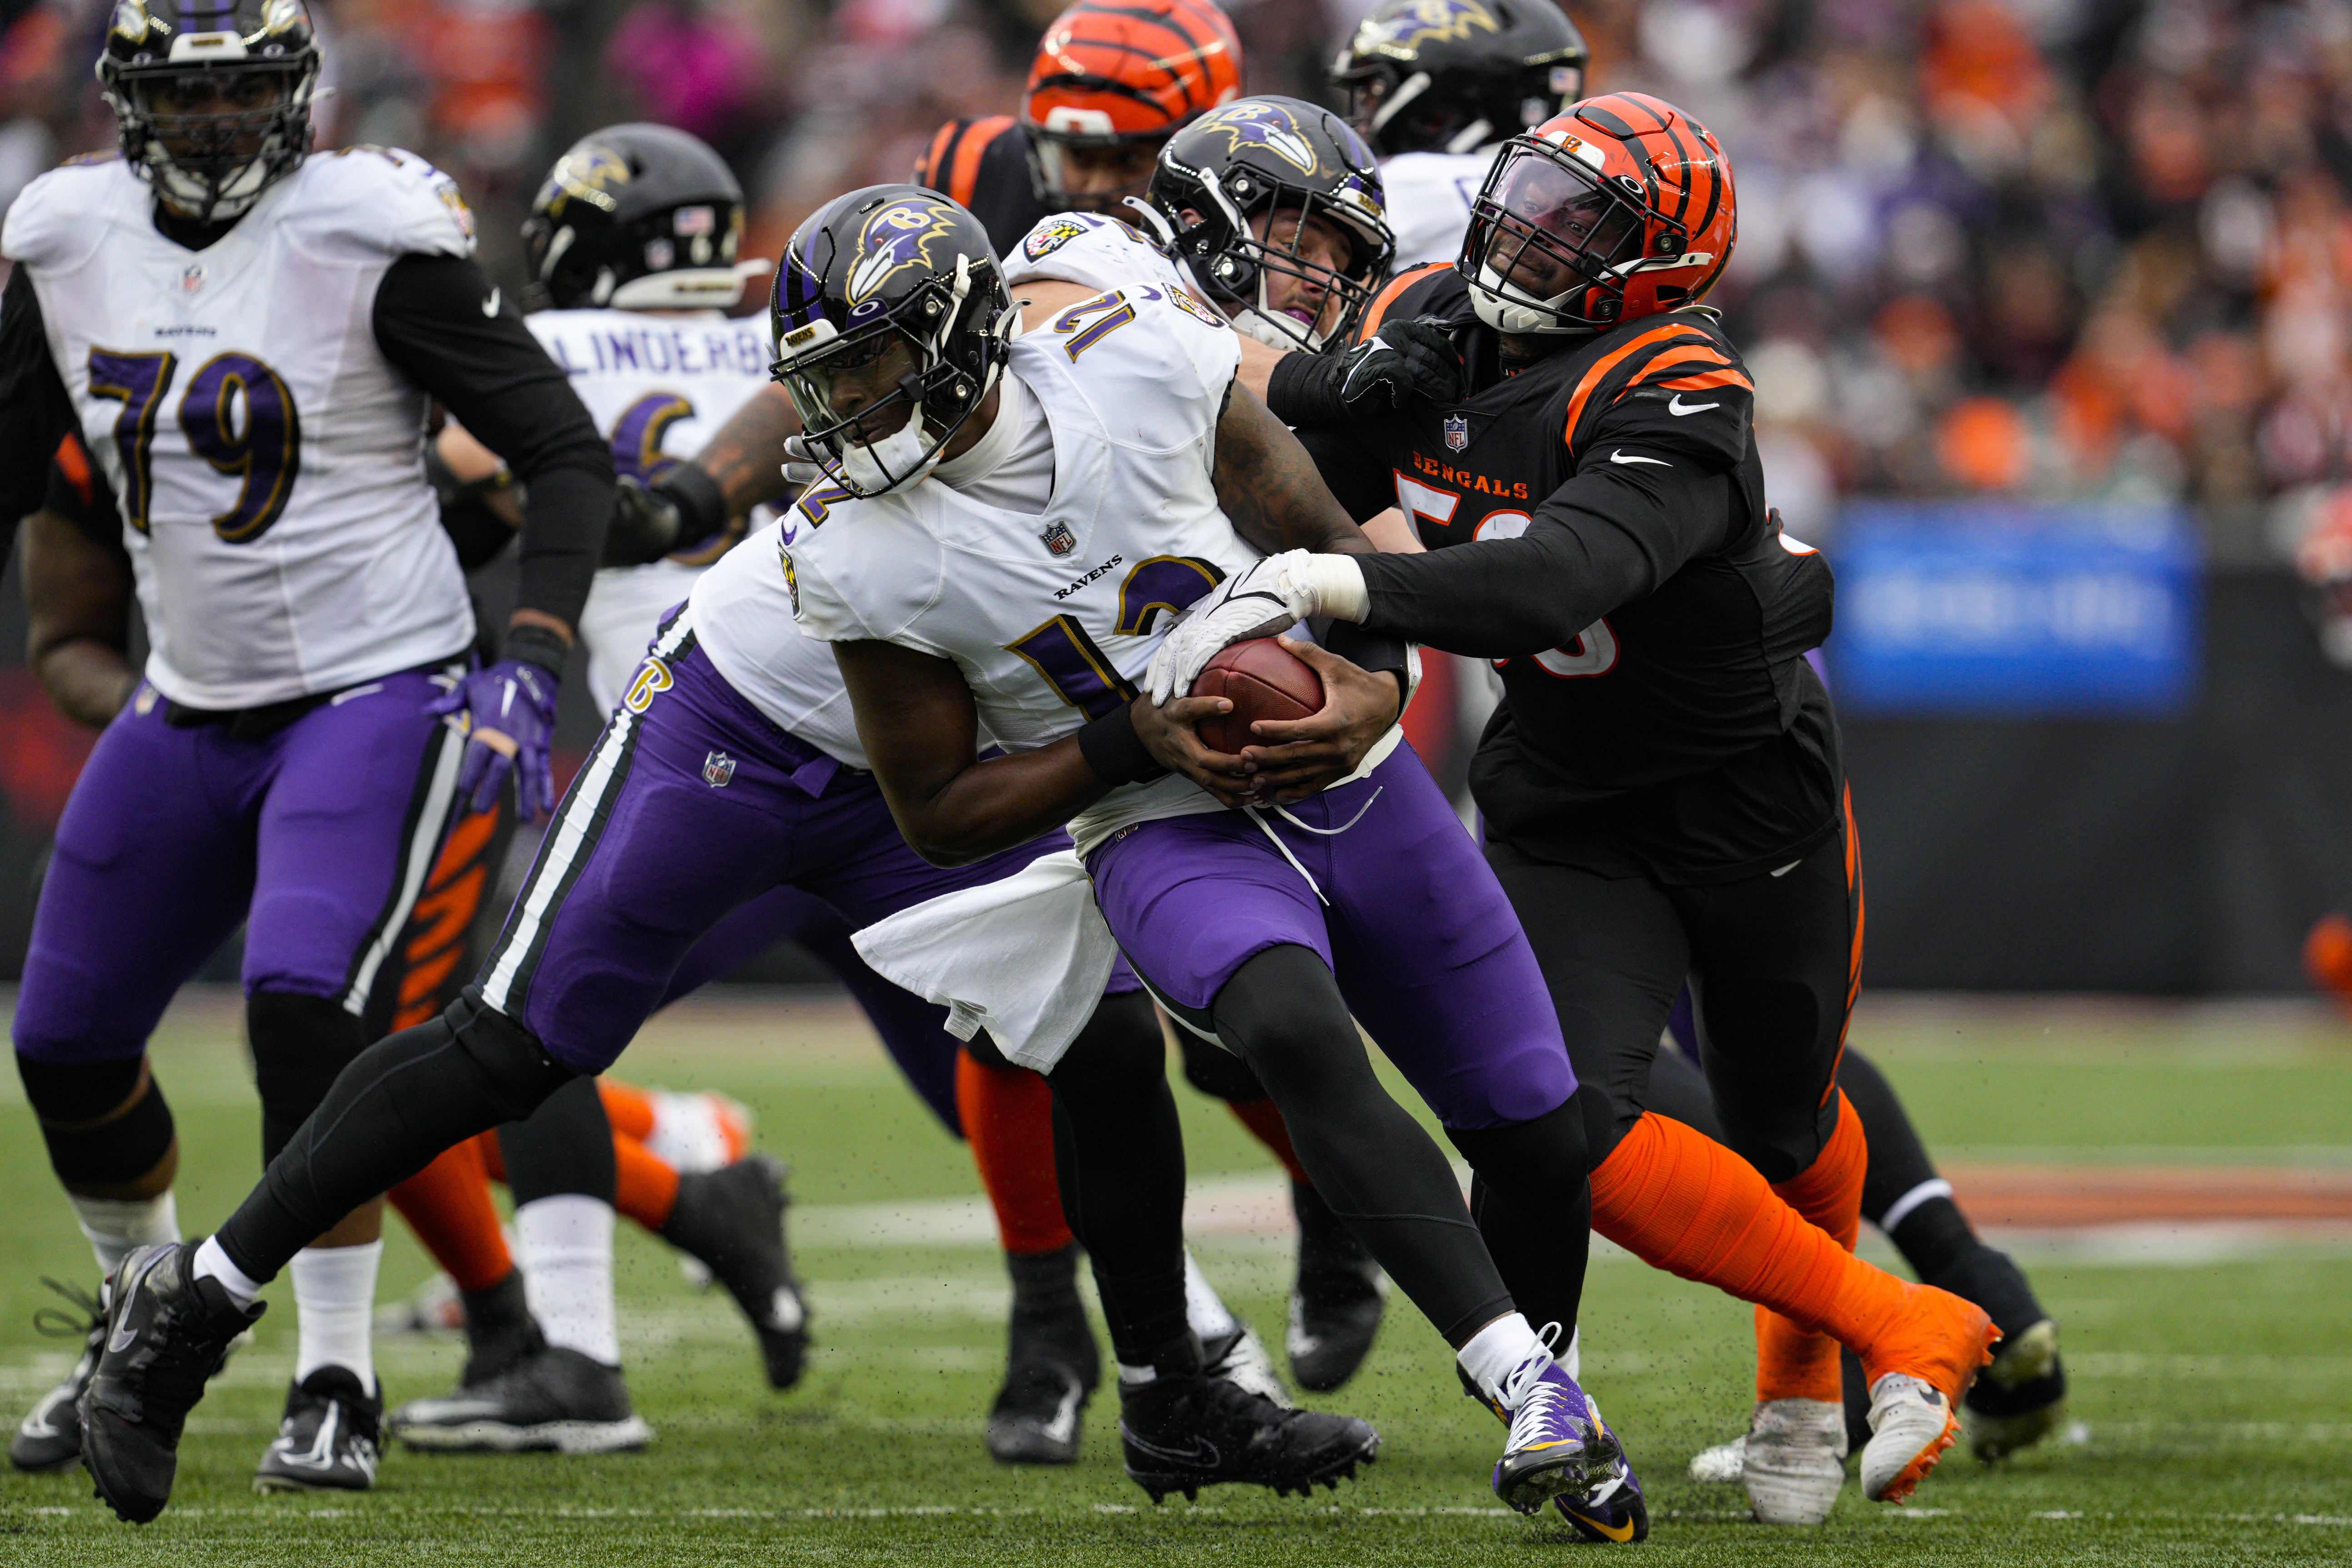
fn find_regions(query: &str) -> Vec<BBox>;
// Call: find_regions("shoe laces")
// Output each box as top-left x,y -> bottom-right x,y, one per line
30,1276 -> 105,1343
1499,1323 -> 1581,1454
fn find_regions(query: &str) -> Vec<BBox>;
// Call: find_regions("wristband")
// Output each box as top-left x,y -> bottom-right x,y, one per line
1076,701 -> 1168,787
655,463 -> 728,548
502,621 -> 571,680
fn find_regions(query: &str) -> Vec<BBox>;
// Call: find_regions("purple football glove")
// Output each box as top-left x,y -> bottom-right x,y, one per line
428,658 -> 560,821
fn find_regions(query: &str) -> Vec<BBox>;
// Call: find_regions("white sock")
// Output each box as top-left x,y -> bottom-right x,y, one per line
69,1191 -> 179,1281
1560,1324 -> 1581,1382
292,1240 -> 382,1394
1456,1312 -> 1545,1405
192,1234 -> 265,1307
1181,1250 -> 1239,1342
516,1195 -> 619,1367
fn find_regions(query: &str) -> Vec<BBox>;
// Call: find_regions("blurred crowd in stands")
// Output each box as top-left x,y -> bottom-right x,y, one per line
7,0 -> 2352,558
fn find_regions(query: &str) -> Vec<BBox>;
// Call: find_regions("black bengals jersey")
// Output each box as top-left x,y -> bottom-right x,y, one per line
1294,266 -> 1841,884
913,116 -> 1052,259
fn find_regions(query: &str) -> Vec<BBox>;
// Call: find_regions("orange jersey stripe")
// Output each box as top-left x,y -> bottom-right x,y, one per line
947,115 -> 1014,209
1560,324 -> 1714,453
53,430 -> 95,511
1354,264 -> 1450,343
916,119 -> 962,189
1653,367 -> 1754,393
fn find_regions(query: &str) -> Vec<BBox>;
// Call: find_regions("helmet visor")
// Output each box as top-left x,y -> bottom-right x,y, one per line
1478,146 -> 1644,299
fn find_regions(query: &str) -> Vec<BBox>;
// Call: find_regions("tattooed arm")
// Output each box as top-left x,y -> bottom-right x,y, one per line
1210,382 -> 1377,560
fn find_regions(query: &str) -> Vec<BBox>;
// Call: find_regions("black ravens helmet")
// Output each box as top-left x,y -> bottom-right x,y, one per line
768,185 -> 1015,498
1142,97 -> 1394,352
1330,0 -> 1589,159
523,123 -> 756,311
98,0 -> 322,223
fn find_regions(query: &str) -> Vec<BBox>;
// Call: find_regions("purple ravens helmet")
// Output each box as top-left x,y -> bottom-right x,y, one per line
1142,96 -> 1394,351
767,185 -> 1014,498
98,0 -> 322,223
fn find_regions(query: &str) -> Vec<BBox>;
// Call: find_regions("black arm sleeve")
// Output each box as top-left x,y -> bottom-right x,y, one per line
371,254 -> 610,635
0,267 -> 79,556
1292,421 -> 1395,524
1355,456 -> 1738,658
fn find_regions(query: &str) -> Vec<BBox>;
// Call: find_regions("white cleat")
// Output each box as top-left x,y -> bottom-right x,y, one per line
1687,1433 -> 1745,1485
1862,1373 -> 1959,1503
1741,1398 -> 1847,1524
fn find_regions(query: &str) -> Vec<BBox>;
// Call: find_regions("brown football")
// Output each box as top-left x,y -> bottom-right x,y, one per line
1191,637 -> 1324,754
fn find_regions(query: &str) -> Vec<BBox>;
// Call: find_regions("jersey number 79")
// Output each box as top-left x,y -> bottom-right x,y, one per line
87,346 -> 301,543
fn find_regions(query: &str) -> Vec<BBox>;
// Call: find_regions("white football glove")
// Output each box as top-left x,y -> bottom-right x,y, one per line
1144,550 -> 1326,705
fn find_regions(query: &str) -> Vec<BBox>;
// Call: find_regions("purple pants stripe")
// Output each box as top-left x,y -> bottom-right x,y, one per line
14,665 -> 469,1063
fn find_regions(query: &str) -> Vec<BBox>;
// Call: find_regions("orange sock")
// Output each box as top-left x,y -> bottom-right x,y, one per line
598,1079 -> 658,1143
1226,1097 -> 1312,1186
1753,1090 -> 1868,1403
388,1138 -> 513,1293
1591,1110 -> 1909,1361
613,1131 -> 682,1230
956,1050 -> 1075,1255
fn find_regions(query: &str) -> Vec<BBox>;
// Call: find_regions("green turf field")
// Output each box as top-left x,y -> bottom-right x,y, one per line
2,989 -> 2347,1565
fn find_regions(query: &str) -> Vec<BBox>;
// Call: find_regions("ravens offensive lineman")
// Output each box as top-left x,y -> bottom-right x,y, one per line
1149,92 -> 2003,1521
0,0 -> 610,1494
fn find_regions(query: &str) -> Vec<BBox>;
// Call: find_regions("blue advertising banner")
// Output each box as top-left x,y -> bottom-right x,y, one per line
1824,503 -> 2203,716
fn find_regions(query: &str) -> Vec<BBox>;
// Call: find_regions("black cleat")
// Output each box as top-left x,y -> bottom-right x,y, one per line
1119,1369 -> 1379,1503
79,1241 -> 265,1524
987,1243 -> 1100,1465
10,1278 -> 105,1472
253,1367 -> 382,1493
659,1155 -> 808,1389
1286,1179 -> 1385,1393
457,1269 -> 547,1390
987,1359 -> 1091,1465
390,1344 -> 653,1454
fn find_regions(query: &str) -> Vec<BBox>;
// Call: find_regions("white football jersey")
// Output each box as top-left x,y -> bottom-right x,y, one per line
524,305 -> 775,710
1380,149 -> 1498,269
771,284 -> 1256,841
1007,211 -> 1193,297
4,148 -> 480,709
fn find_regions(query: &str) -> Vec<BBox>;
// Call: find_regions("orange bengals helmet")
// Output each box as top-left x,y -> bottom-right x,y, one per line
1022,0 -> 1243,201
1461,91 -> 1736,336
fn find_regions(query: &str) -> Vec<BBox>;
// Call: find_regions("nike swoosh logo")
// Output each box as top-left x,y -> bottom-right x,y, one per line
482,288 -> 501,317
1610,451 -> 1670,467
1122,1428 -> 1221,1468
1560,1503 -> 1639,1542
106,1258 -> 157,1354
1667,394 -> 1718,415
1041,1382 -> 1082,1446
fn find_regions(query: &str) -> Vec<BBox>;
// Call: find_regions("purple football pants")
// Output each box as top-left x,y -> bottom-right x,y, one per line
476,618 -> 1131,1076
1086,745 -> 1576,1131
14,665 -> 470,1063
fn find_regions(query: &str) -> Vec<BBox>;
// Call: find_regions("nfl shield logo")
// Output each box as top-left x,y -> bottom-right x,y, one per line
1444,413 -> 1470,452
702,751 -> 737,788
1040,520 -> 1077,557
178,263 -> 206,296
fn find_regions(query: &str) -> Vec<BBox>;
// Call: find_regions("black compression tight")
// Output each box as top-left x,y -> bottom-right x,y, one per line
499,1074 -> 617,1207
1210,945 -> 1512,1346
1449,1095 -> 1592,1343
218,990 -> 574,1282
1032,992 -> 1191,1366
